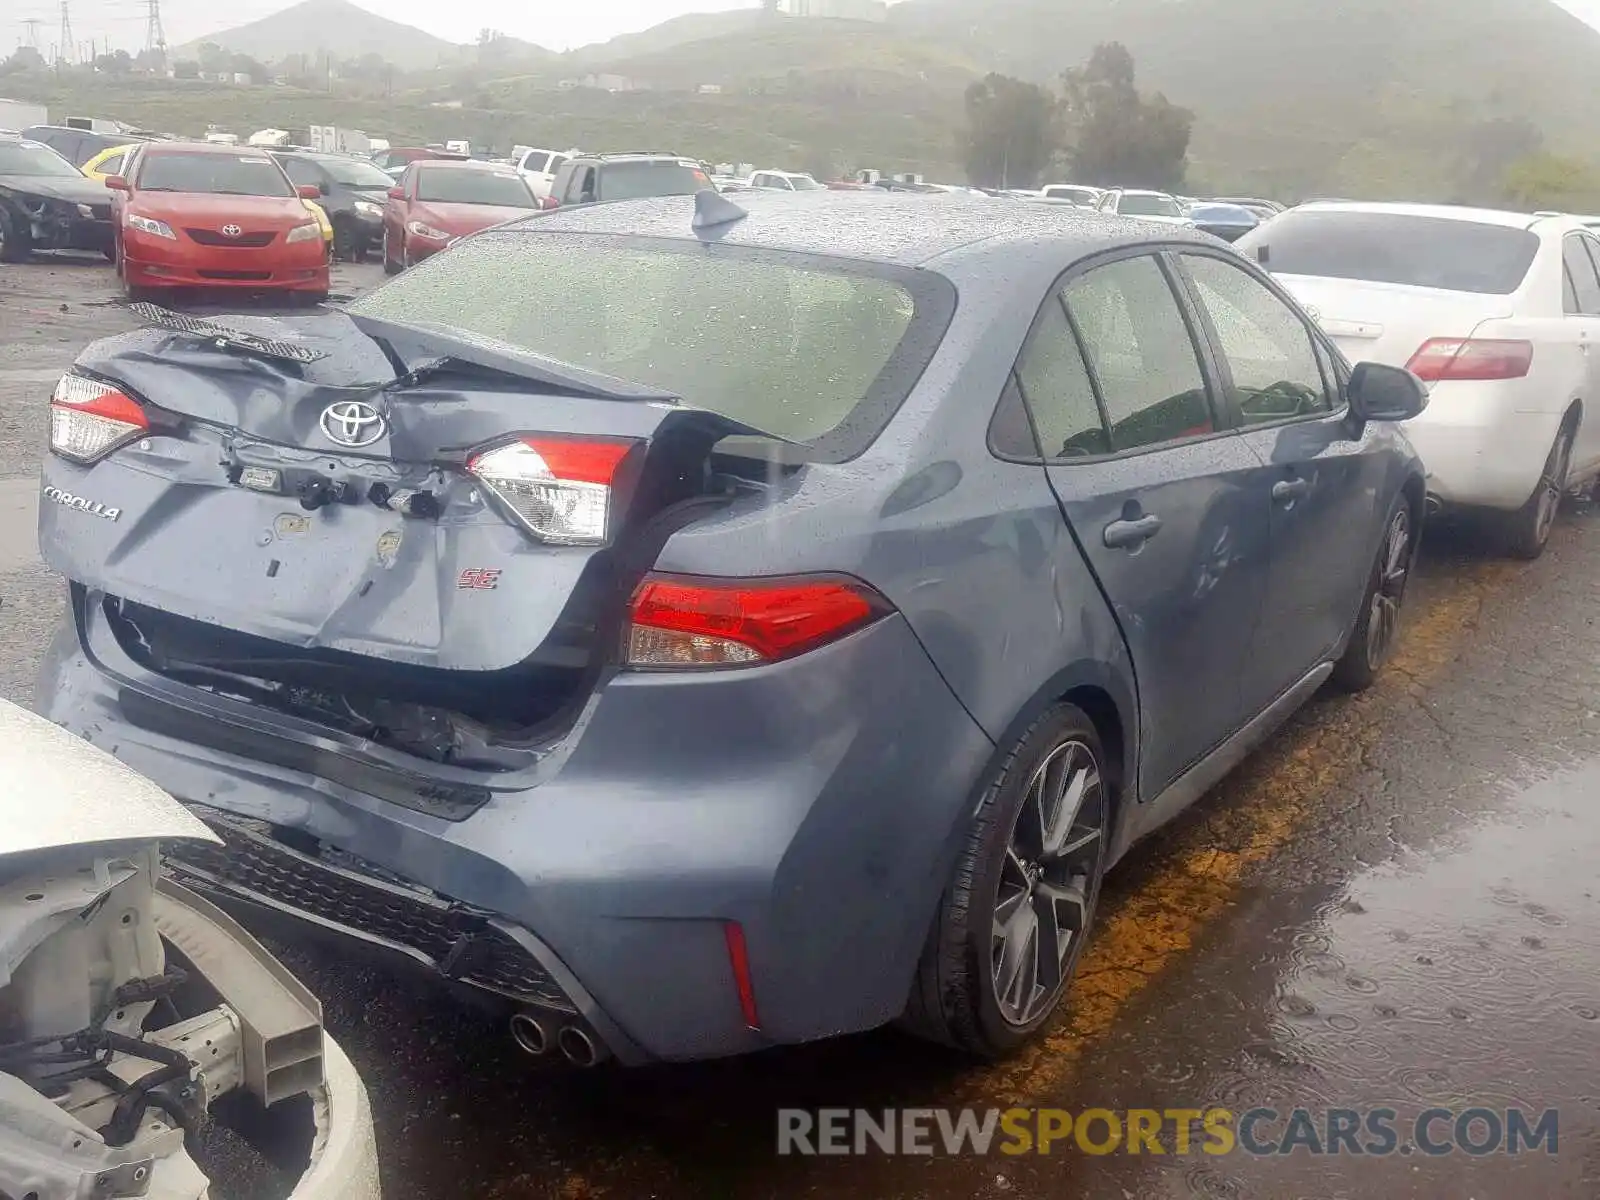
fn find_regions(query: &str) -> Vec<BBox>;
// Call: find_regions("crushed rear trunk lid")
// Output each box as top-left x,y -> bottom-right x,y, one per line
43,310 -> 787,773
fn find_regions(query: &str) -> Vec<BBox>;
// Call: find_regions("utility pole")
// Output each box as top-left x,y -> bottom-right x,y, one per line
57,0 -> 74,64
144,0 -> 167,70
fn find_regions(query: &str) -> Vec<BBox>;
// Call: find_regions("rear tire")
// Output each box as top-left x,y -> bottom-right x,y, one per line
1502,422 -> 1573,560
1332,493 -> 1415,692
901,703 -> 1110,1057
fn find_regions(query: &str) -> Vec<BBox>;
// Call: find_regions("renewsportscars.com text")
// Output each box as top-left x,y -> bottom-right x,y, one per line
776,1107 -> 1559,1157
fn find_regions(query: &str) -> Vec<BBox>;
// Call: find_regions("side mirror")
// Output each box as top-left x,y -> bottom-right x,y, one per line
296,184 -> 321,200
387,186 -> 404,201
105,175 -> 129,192
1347,361 -> 1427,422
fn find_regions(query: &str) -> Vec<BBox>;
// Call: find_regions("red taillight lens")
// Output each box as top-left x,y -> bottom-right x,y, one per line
626,574 -> 887,668
49,373 -> 148,463
466,435 -> 636,545
541,196 -> 560,210
1404,338 -> 1533,382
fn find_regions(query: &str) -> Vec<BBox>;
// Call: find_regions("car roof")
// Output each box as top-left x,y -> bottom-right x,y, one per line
513,189 -> 1211,267
572,152 -> 689,164
1290,200 -> 1542,229
412,158 -> 517,172
139,140 -> 275,157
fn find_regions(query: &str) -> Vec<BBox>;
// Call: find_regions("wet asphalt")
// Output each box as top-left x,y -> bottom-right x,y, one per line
2,254 -> 1598,1199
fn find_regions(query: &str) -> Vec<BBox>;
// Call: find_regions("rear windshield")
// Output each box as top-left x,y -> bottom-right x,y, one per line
1236,210 -> 1540,294
600,161 -> 711,201
1119,193 -> 1182,217
346,232 -> 955,460
415,168 -> 535,207
136,152 -> 293,197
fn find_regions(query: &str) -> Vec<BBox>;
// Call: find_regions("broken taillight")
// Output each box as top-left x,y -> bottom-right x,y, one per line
466,435 -> 637,545
625,574 -> 888,668
49,373 -> 149,464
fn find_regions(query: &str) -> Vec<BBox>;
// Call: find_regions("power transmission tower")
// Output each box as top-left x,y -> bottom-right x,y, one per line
21,18 -> 43,51
144,0 -> 167,68
57,0 -> 74,64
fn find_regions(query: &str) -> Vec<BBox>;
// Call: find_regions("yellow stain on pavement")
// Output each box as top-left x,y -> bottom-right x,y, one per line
961,558 -> 1522,1104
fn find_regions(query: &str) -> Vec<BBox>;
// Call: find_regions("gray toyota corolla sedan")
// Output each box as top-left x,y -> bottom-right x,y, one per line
36,190 -> 1427,1066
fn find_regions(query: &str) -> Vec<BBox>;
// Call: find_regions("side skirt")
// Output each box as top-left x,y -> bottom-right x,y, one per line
1112,661 -> 1334,864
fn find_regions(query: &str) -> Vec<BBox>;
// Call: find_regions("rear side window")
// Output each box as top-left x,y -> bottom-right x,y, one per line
1182,254 -> 1332,423
349,233 -> 955,461
1014,296 -> 1108,457
1238,211 -> 1538,295
100,151 -> 126,176
1061,256 -> 1214,452
1563,236 -> 1600,316
523,152 -> 549,173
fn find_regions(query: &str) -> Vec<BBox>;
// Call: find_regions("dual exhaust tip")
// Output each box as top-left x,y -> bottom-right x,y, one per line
509,1011 -> 609,1068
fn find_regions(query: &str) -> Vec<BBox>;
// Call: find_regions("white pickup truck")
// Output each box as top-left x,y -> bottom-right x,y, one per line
512,146 -> 577,201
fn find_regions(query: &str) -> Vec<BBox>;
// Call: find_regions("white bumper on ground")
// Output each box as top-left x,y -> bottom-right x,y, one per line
294,1036 -> 382,1200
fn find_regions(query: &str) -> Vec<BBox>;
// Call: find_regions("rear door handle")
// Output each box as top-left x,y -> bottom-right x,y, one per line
1103,514 -> 1163,549
1272,478 -> 1311,503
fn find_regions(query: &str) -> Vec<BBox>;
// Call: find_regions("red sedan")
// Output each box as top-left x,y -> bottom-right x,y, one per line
107,142 -> 329,303
382,160 -> 540,273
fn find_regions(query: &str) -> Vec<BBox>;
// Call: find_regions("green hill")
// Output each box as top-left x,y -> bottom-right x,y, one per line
172,0 -> 470,71
889,0 -> 1600,196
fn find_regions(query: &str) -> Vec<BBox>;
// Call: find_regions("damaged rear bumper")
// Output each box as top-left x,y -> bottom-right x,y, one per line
38,594 -> 996,1063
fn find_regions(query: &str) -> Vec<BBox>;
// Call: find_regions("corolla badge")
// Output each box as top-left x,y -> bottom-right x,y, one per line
42,485 -> 119,521
320,401 -> 386,447
221,224 -> 242,238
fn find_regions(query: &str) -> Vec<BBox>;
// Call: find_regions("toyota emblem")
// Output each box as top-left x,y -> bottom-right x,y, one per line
221,224 -> 243,238
320,401 -> 386,447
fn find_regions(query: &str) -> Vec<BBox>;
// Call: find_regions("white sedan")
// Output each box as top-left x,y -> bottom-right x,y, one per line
1238,202 -> 1600,557
1093,188 -> 1195,226
0,700 -> 380,1200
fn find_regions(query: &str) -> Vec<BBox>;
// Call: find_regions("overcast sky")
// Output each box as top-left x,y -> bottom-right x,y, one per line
11,0 -> 1600,58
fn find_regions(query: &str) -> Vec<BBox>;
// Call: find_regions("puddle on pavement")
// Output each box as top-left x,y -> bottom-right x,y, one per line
979,759 -> 1600,1199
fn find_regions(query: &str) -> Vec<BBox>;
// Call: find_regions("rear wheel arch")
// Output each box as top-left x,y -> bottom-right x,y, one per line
976,665 -> 1137,843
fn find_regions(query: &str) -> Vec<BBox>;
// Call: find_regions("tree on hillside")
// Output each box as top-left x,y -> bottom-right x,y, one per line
196,41 -> 231,76
0,46 -> 47,75
962,73 -> 1058,189
94,49 -> 133,75
1501,152 -> 1600,212
1059,42 -> 1192,190
230,52 -> 269,83
173,59 -> 200,80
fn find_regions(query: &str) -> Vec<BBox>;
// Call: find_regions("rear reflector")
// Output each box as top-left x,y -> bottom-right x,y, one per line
467,436 -> 636,545
1404,338 -> 1534,382
626,574 -> 886,668
49,373 -> 149,464
723,921 -> 761,1031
